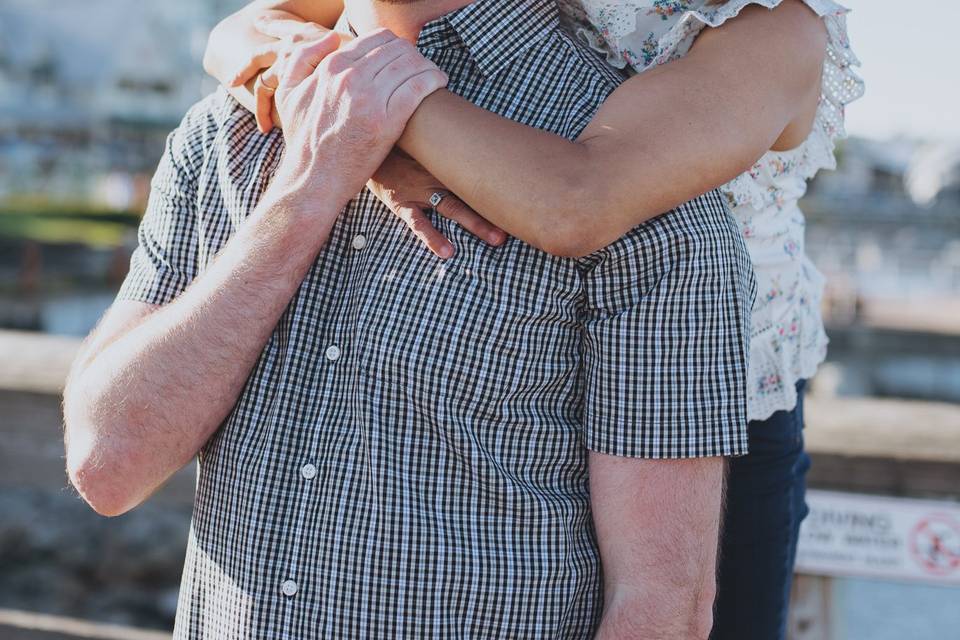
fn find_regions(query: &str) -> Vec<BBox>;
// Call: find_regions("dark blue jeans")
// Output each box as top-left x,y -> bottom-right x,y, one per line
710,382 -> 810,640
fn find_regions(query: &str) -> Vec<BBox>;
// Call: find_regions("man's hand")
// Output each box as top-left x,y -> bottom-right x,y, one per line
240,11 -> 338,132
222,15 -> 503,259
269,28 -> 448,209
63,30 -> 447,519
591,454 -> 725,640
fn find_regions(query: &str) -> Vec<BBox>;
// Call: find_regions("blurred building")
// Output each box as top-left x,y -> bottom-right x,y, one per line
0,0 -> 245,207
907,142 -> 960,207
802,137 -> 960,310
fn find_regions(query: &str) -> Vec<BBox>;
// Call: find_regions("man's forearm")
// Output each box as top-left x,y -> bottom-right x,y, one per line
65,186 -> 338,516
595,578 -> 717,640
589,454 -> 724,639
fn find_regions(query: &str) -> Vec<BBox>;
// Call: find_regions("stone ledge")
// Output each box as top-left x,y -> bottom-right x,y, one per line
805,396 -> 960,464
2,330 -> 958,488
0,609 -> 168,640
0,331 -> 80,396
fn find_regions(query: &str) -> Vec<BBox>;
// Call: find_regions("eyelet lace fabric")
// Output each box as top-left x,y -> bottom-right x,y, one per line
556,0 -> 864,420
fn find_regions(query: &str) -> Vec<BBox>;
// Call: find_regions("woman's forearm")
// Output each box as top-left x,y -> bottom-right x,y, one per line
397,75 -> 752,257
399,91 -> 600,256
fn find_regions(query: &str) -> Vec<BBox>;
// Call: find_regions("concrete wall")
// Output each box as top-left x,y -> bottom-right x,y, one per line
0,609 -> 168,640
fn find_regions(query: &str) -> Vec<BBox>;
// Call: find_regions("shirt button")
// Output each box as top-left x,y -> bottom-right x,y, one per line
352,234 -> 367,251
325,345 -> 341,362
281,579 -> 298,597
301,463 -> 317,480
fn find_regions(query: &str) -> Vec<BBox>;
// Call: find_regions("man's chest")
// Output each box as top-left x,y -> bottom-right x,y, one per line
275,191 -> 586,410
196,190 -> 592,528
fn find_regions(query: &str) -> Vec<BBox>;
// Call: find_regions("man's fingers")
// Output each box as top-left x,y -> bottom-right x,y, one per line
396,206 -> 455,260
436,196 -> 507,246
386,68 -> 449,120
354,39 -> 413,81
337,28 -> 398,61
229,44 -> 279,87
281,33 -> 341,88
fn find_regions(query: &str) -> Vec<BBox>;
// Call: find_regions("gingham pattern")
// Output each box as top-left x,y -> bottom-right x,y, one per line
118,1 -> 754,637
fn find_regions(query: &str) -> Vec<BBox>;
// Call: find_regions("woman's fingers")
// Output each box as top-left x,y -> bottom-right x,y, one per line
253,70 -> 280,133
395,205 -> 456,260
253,11 -> 314,39
435,195 -> 508,246
229,43 -> 280,87
370,151 -> 502,254
238,13 -> 333,89
395,194 -> 506,257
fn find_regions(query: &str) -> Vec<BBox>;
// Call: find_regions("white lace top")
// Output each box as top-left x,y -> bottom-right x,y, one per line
557,0 -> 864,421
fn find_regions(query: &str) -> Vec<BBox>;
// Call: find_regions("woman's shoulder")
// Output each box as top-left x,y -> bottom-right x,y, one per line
562,0 -> 864,197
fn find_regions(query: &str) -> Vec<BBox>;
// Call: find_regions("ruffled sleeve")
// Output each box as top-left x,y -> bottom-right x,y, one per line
562,0 -> 865,205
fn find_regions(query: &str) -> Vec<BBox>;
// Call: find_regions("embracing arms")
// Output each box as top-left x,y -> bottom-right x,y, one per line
205,0 -> 826,257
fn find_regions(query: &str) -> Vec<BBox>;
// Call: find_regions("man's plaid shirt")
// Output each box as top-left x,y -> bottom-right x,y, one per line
118,0 -> 755,637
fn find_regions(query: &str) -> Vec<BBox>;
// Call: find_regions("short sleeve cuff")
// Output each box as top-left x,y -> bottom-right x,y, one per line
584,410 -> 749,459
116,246 -> 190,307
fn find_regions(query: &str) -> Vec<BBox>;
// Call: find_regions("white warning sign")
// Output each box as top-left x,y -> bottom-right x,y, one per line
796,490 -> 960,586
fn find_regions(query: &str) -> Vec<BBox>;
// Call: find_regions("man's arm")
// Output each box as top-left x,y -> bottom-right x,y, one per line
591,454 -> 725,640
64,30 -> 448,517
580,188 -> 750,636
64,187 -> 342,517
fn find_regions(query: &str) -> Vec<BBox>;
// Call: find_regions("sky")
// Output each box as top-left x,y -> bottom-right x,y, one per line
841,0 -> 960,142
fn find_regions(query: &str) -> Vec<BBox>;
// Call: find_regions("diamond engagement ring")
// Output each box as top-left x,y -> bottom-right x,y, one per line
429,192 -> 446,209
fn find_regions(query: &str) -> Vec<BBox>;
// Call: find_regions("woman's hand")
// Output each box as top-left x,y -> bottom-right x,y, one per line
368,153 -> 507,259
227,11 -> 340,133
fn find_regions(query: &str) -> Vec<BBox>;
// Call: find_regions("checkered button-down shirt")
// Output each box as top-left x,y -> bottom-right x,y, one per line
119,0 -> 754,637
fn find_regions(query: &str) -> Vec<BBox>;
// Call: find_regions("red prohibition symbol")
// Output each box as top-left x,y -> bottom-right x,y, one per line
909,514 -> 960,576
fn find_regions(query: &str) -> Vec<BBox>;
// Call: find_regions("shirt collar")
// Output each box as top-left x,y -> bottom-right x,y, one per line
417,0 -> 560,78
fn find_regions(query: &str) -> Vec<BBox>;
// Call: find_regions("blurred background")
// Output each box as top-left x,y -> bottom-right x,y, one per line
0,1 -> 958,639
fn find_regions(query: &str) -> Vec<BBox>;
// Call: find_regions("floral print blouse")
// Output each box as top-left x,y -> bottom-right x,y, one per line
556,0 -> 865,421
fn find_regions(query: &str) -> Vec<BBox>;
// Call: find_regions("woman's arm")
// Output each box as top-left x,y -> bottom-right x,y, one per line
399,0 -> 827,256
